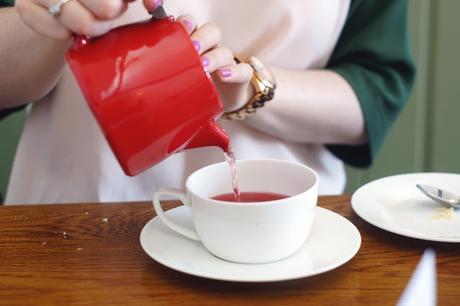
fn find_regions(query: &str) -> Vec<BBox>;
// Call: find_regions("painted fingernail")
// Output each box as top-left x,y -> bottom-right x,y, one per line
153,0 -> 163,10
219,68 -> 232,78
201,56 -> 209,68
192,40 -> 201,52
183,19 -> 193,32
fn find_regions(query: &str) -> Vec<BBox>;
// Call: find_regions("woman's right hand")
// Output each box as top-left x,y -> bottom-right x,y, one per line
15,0 -> 162,40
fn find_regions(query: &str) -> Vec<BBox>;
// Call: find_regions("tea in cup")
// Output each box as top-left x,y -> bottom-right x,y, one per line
152,159 -> 318,264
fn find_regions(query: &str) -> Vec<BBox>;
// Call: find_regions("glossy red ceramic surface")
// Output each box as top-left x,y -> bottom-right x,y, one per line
66,18 -> 229,176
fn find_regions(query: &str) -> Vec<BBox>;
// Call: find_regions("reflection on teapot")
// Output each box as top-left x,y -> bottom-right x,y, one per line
66,18 -> 229,176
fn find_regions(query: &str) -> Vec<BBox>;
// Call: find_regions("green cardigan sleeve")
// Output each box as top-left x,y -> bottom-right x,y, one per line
326,0 -> 416,168
0,0 -> 14,6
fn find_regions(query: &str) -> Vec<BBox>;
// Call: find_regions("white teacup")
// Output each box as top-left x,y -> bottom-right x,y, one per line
152,159 -> 318,264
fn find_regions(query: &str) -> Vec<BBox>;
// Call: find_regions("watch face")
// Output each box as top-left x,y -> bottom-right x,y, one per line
250,56 -> 276,86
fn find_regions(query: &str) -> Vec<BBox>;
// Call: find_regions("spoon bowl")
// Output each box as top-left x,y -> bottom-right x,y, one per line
416,184 -> 460,209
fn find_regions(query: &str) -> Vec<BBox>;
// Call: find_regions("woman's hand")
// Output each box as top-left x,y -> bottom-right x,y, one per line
177,15 -> 253,113
15,0 -> 160,40
14,0 -> 253,112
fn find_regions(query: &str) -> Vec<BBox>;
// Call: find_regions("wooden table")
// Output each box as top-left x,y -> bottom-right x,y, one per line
0,196 -> 459,305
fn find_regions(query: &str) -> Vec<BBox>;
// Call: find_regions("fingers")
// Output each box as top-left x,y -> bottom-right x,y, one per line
50,0 -> 114,37
217,63 -> 253,84
189,21 -> 252,84
16,0 -> 72,39
190,22 -> 221,55
201,47 -> 233,74
212,65 -> 255,113
176,14 -> 197,34
16,0 -> 131,39
78,0 -> 128,20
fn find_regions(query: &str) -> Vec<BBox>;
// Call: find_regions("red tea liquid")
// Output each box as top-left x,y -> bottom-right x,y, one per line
222,147 -> 288,203
212,192 -> 289,203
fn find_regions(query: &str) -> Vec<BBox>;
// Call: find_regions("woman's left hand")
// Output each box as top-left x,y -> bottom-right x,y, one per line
177,15 -> 253,113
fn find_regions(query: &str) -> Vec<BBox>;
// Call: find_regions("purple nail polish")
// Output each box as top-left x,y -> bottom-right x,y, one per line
219,68 -> 232,78
192,40 -> 201,52
183,19 -> 193,32
201,56 -> 209,68
153,0 -> 163,9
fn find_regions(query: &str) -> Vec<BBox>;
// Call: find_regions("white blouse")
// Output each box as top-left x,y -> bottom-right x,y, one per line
6,0 -> 351,204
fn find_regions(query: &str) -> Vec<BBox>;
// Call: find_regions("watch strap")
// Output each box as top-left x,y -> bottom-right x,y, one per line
222,56 -> 276,121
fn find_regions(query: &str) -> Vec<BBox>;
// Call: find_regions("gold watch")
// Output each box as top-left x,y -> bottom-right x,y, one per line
222,55 -> 277,120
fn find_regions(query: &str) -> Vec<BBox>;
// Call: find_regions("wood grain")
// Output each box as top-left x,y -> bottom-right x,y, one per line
0,196 -> 459,305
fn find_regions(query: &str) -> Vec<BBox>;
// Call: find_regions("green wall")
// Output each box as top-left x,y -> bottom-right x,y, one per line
0,0 -> 459,201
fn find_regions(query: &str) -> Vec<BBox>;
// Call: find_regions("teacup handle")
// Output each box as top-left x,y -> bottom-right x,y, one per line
152,188 -> 200,241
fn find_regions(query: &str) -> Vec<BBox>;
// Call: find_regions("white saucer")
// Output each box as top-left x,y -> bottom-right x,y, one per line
140,206 -> 361,282
352,173 -> 460,243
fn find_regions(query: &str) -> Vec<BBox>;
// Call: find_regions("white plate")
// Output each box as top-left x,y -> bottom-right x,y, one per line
352,173 -> 460,243
140,206 -> 361,282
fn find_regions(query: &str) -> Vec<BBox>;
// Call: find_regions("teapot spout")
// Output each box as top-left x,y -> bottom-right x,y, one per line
184,120 -> 230,152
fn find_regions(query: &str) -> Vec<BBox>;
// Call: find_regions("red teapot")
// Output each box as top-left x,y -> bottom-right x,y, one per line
66,18 -> 229,176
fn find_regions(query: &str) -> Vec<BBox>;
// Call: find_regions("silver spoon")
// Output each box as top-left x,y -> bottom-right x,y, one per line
416,184 -> 460,209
